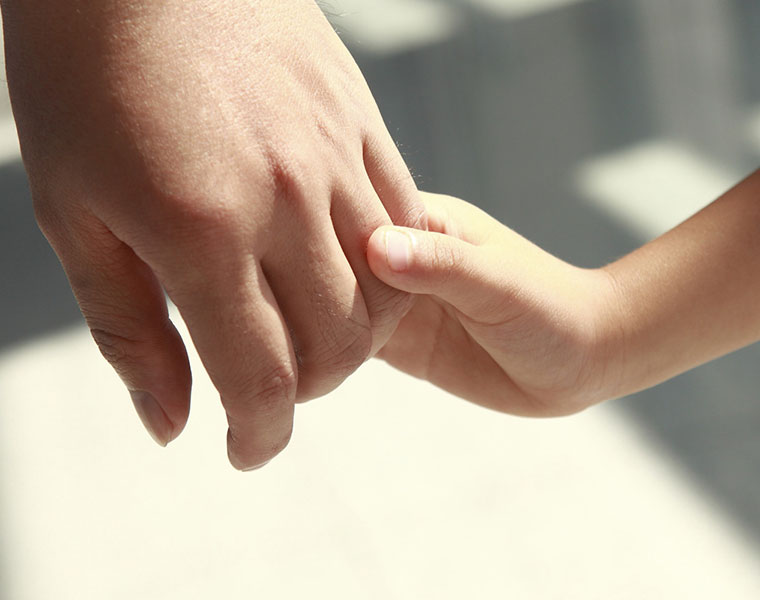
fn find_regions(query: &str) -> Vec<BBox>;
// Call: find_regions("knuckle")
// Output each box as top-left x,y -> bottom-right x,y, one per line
311,317 -> 373,377
255,364 -> 299,409
155,189 -> 241,237
268,149 -> 311,197
313,113 -> 345,155
90,328 -> 130,364
366,284 -> 414,329
264,145 -> 331,215
89,327 -> 145,381
398,200 -> 428,231
137,168 -> 253,244
225,361 -> 298,411
432,239 -> 461,281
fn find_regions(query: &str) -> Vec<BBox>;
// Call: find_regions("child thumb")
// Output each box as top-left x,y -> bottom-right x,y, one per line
367,226 -> 490,314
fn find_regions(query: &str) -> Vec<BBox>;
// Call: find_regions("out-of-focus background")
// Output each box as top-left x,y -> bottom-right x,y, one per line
2,0 -> 760,597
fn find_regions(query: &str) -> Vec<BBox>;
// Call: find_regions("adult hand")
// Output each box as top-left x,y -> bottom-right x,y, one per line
2,0 -> 423,469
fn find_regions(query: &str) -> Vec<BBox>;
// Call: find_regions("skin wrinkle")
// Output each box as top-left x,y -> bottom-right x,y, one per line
423,302 -> 452,385
424,302 -> 533,414
328,185 -> 407,320
260,197 -> 374,397
307,279 -> 372,372
368,192 -> 619,417
4,0 -> 427,467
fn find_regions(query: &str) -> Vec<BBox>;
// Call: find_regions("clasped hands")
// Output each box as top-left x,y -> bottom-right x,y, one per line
4,0 -> 620,470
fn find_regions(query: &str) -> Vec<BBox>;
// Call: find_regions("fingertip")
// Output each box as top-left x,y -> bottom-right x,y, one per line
366,227 -> 389,268
89,317 -> 192,449
130,390 -> 178,447
156,321 -> 193,440
127,323 -> 192,447
368,225 -> 489,312
226,422 -> 291,472
224,389 -> 295,471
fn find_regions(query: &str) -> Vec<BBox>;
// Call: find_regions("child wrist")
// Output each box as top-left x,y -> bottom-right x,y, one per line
585,266 -> 631,403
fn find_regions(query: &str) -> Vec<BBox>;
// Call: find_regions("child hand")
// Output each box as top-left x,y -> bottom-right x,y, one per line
367,192 -> 619,417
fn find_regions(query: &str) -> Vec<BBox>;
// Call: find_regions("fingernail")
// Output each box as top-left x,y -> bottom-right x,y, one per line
130,390 -> 174,447
242,460 -> 272,472
385,229 -> 411,272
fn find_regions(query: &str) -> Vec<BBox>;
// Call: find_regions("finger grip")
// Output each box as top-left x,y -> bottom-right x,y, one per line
367,226 -> 490,313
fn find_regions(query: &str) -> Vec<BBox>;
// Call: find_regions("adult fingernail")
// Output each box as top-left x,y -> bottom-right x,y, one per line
242,459 -> 272,472
130,390 -> 174,447
385,229 -> 411,272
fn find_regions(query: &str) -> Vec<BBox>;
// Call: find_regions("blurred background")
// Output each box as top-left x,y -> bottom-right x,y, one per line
2,0 -> 760,597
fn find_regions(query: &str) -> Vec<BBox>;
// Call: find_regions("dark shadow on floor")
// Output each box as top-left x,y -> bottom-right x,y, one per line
0,160 -> 81,352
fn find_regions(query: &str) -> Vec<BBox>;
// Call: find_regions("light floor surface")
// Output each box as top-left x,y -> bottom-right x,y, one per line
3,0 -> 760,597
1,316 -> 760,599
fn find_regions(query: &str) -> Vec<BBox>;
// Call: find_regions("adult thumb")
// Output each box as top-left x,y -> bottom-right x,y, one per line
367,226 -> 500,318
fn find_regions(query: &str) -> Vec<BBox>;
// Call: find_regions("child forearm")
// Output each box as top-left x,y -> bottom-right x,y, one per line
600,169 -> 760,399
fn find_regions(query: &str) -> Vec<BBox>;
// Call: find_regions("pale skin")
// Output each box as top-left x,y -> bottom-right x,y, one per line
367,169 -> 760,416
1,0 -> 424,469
5,0 -> 758,468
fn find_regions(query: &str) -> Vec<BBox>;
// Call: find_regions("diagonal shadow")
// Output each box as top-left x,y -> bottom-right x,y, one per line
0,0 -> 759,582
347,0 -> 760,548
0,160 -> 81,352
